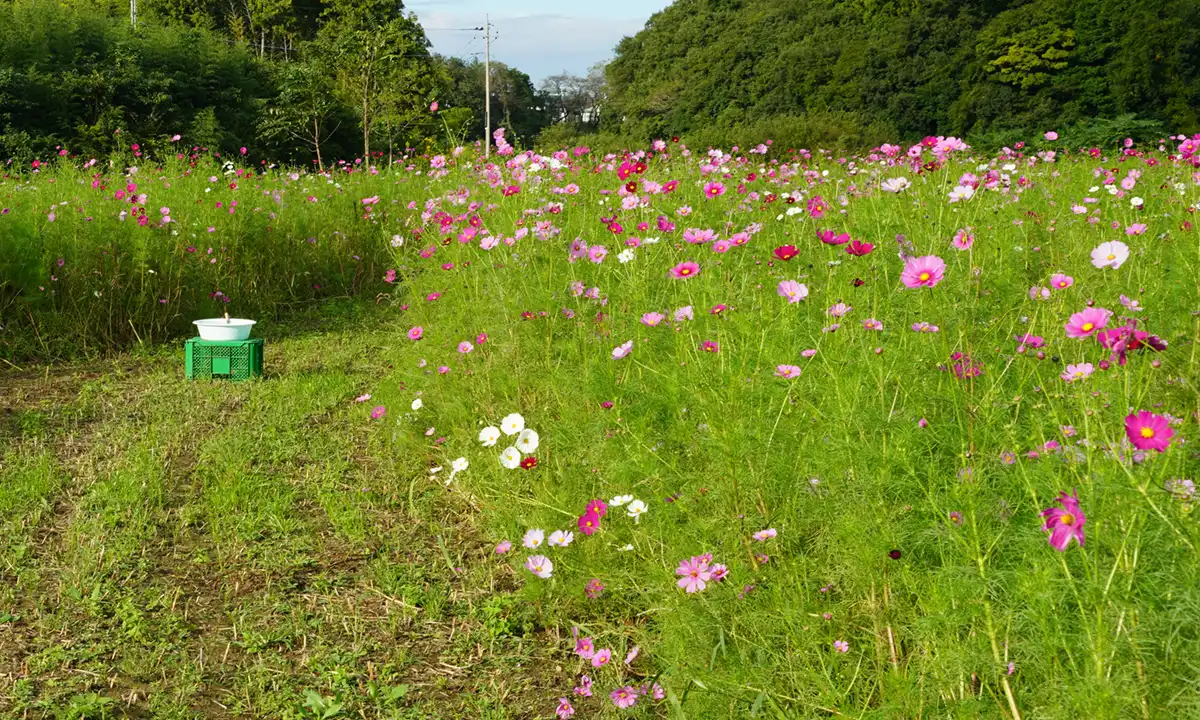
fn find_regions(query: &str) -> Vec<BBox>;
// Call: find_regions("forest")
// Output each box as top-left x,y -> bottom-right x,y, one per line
0,0 -> 1198,161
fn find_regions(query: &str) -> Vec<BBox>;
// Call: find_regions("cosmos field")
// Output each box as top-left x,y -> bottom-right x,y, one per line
3,132 -> 1200,718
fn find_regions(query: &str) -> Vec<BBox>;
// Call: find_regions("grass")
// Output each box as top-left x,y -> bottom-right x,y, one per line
0,302 -> 564,719
3,139 -> 1200,718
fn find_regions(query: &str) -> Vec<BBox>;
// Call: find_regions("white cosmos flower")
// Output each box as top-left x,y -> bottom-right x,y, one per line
1130,196 -> 1144,208
1091,240 -> 1130,269
451,457 -> 468,472
626,499 -> 648,523
948,185 -> 975,202
616,544 -> 634,552
617,249 -> 635,263
881,177 -> 910,193
522,528 -> 545,549
516,428 -> 539,453
411,398 -> 423,411
641,236 -> 660,245
500,446 -> 521,469
500,413 -> 525,435
548,530 -> 574,547
479,426 -> 501,447
610,494 -> 634,506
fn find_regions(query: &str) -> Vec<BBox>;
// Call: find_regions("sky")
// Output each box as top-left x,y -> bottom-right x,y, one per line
407,0 -> 674,85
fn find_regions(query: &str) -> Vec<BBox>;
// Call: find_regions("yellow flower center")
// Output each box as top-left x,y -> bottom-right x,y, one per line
1060,513 -> 1076,526
1082,322 -> 1094,331
1107,254 -> 1115,260
918,272 -> 930,281
1058,281 -> 1067,287
1140,427 -> 1155,439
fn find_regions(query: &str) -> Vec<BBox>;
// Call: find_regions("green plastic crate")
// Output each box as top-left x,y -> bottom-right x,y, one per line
185,338 -> 263,381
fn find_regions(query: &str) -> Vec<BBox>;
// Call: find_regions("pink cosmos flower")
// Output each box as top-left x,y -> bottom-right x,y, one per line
701,340 -> 719,353
587,245 -> 608,264
574,637 -> 596,659
674,306 -> 694,321
834,640 -> 849,653
591,648 -> 612,668
610,686 -> 638,709
555,698 -> 574,719
1040,491 -> 1085,551
370,406 -> 386,420
587,499 -> 608,517
752,528 -> 777,541
407,326 -> 424,341
1125,410 -> 1174,452
625,646 -> 640,665
676,555 -> 712,593
1064,308 -> 1112,339
574,675 -> 593,697
1049,273 -> 1073,290
951,228 -> 975,250
612,341 -> 633,359
900,255 -> 946,289
1044,131 -> 1058,141
777,280 -> 808,303
703,181 -> 726,198
775,364 -> 802,379
494,540 -> 512,554
862,318 -> 883,331
670,261 -> 700,279
641,312 -> 666,327
827,302 -> 851,318
1060,363 -> 1094,382
457,341 -> 474,354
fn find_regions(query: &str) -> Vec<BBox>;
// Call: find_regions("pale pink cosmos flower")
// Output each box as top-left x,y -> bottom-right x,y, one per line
951,228 -> 975,250
862,318 -> 883,331
1091,240 -> 1130,269
574,636 -> 596,659
752,528 -> 777,541
900,255 -> 946,288
676,555 -> 712,593
777,280 -> 808,303
457,341 -> 474,354
674,306 -> 694,321
612,341 -> 633,360
524,555 -> 553,578
641,312 -> 666,327
625,646 -> 639,665
827,302 -> 852,318
775,364 -> 802,379
494,540 -> 512,554
1061,363 -> 1094,382
800,349 -> 818,358
587,245 -> 608,264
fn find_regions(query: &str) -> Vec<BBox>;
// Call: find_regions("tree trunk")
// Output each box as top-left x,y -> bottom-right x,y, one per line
314,117 -> 323,171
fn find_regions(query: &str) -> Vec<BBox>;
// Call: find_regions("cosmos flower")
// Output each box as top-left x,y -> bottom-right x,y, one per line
524,555 -> 553,578
1125,410 -> 1174,452
500,447 -> 521,469
1040,491 -> 1085,551
775,364 -> 802,378
612,340 -> 634,359
1064,308 -> 1112,339
501,413 -> 525,435
1091,241 -> 1130,269
1060,363 -> 1094,382
900,255 -> 946,289
676,555 -> 712,593
479,426 -> 501,447
777,280 -> 808,303
670,261 -> 700,279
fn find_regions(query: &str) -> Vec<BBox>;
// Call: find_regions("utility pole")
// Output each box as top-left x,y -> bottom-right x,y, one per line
130,0 -> 137,28
484,15 -> 492,160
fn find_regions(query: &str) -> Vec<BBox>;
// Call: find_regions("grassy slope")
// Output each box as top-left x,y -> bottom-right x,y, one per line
0,302 -> 561,720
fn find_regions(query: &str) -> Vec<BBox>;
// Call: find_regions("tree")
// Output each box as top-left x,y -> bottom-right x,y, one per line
259,60 -> 342,169
315,0 -> 432,161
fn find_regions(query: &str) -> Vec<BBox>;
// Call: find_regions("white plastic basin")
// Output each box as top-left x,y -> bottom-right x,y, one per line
194,318 -> 256,341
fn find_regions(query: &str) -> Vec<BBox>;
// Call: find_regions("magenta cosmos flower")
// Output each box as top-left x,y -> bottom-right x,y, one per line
370,405 -> 386,420
670,261 -> 700,279
1049,273 -> 1073,290
1064,307 -> 1112,339
407,326 -> 423,340
1040,491 -> 1086,551
1125,410 -> 1174,452
900,255 -> 946,288
676,555 -> 712,593
555,698 -> 574,719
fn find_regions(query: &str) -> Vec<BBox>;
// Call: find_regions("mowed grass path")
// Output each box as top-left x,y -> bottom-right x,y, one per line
0,303 -> 560,720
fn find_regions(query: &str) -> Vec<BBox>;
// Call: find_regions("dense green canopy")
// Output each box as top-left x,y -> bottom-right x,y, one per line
604,0 -> 1200,146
